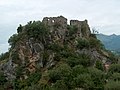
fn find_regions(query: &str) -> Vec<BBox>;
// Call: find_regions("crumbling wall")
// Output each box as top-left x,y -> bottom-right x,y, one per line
42,16 -> 67,28
42,16 -> 91,40
42,16 -> 68,43
70,19 -> 91,38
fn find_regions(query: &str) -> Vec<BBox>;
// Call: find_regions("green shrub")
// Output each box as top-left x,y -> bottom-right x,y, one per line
108,73 -> 120,81
66,57 -> 80,67
47,43 -> 63,52
0,72 -> 7,85
13,71 -> 41,90
108,53 -> 118,64
17,24 -> 23,33
77,39 -> 90,49
78,54 -> 93,67
108,64 -> 120,73
88,67 -> 105,89
66,54 -> 93,67
95,60 -> 104,71
15,66 -> 24,78
25,21 -> 48,41
72,65 -> 87,76
74,73 -> 94,89
0,52 -> 9,61
11,50 -> 20,64
8,34 -> 21,47
26,71 -> 41,85
104,81 -> 120,90
89,37 -> 104,49
52,80 -> 68,90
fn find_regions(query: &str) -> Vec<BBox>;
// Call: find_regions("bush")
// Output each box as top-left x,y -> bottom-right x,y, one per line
104,81 -> 120,90
108,64 -> 120,73
13,71 -> 41,89
88,67 -> 105,89
74,73 -> 94,89
77,39 -> 90,49
78,54 -> 93,67
11,50 -> 20,64
0,52 -> 9,61
89,37 -> 104,49
0,72 -> 7,85
108,53 -> 118,64
66,57 -> 81,67
26,71 -> 41,85
17,24 -> 23,33
66,54 -> 93,67
8,34 -> 21,47
95,60 -> 104,71
48,64 -> 73,89
47,43 -> 63,52
52,80 -> 68,90
72,65 -> 87,76
108,73 -> 120,81
25,21 -> 48,41
15,66 -> 24,78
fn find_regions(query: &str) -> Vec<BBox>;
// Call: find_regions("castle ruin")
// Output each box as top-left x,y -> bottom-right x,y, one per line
42,16 -> 91,40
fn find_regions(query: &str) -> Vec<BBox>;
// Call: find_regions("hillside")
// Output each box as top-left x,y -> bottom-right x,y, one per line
97,34 -> 120,54
0,16 -> 120,90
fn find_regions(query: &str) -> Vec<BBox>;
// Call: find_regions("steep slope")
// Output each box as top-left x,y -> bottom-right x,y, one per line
0,16 -> 119,90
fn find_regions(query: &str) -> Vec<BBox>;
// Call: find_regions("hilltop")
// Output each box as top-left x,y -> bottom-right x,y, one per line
0,16 -> 119,90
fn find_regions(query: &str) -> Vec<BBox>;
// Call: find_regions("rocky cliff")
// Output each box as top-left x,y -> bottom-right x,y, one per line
0,16 -> 118,90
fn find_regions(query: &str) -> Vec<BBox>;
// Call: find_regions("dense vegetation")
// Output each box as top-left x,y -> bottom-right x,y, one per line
0,20 -> 120,90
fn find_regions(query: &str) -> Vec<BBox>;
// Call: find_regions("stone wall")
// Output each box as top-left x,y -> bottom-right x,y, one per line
42,16 -> 67,28
70,19 -> 91,37
42,16 -> 91,39
42,16 -> 68,43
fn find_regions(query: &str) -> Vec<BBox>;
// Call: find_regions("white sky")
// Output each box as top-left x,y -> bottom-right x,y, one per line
0,0 -> 120,53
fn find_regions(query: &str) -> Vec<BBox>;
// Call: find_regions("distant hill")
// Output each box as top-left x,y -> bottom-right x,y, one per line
96,34 -> 120,54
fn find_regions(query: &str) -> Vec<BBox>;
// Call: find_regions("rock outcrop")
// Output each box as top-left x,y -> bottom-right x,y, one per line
0,16 -> 113,84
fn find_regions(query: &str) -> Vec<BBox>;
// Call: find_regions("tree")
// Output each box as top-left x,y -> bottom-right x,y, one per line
17,24 -> 23,33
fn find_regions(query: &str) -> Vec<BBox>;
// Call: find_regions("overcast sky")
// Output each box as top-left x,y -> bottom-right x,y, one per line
0,0 -> 120,53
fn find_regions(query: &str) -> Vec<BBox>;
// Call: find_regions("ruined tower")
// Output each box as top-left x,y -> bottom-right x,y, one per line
42,16 -> 91,42
42,16 -> 68,43
70,19 -> 91,38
